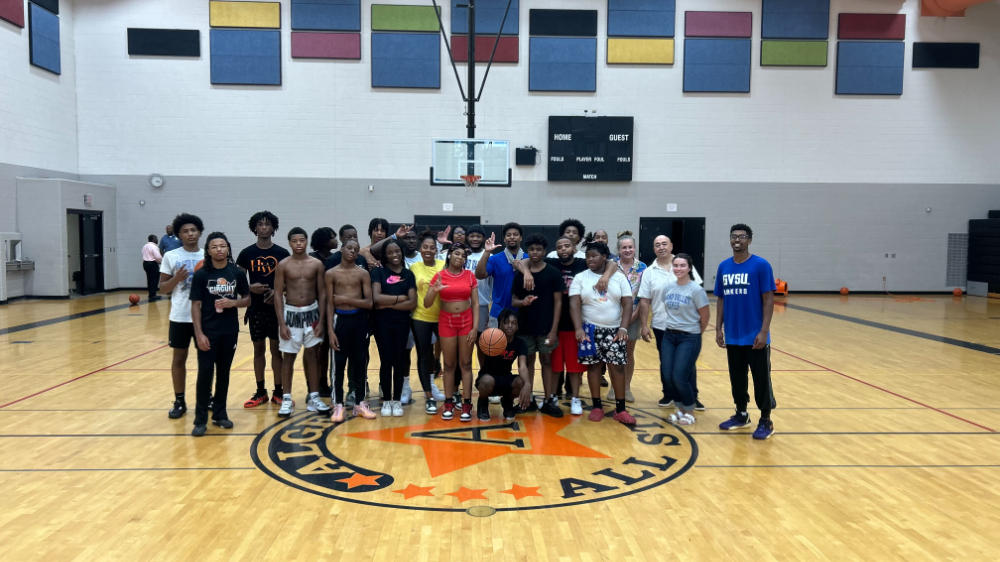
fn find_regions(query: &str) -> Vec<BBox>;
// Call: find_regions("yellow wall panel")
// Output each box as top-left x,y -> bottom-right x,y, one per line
607,38 -> 674,65
210,1 -> 281,29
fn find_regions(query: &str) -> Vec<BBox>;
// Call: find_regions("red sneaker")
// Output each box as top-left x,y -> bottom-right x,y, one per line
244,391 -> 268,408
441,402 -> 455,420
612,410 -> 636,426
271,391 -> 282,405
460,403 -> 473,422
588,408 -> 605,422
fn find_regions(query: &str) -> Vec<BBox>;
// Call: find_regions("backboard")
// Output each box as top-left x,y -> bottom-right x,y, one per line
431,138 -> 512,187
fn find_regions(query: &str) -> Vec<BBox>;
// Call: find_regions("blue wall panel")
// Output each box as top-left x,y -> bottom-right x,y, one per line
291,0 -> 360,31
210,29 -> 281,85
452,0 -> 518,35
761,0 -> 829,39
372,33 -> 440,89
607,0 -> 675,38
29,4 -> 60,75
529,37 -> 596,92
683,38 -> 750,93
836,41 -> 903,95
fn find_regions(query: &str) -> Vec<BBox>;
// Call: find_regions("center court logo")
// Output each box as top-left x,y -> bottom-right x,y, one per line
251,406 -> 697,512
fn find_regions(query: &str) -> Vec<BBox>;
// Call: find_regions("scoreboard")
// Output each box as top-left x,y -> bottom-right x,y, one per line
547,116 -> 634,182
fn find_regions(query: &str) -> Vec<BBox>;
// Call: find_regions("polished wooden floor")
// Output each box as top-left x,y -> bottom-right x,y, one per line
0,292 -> 998,561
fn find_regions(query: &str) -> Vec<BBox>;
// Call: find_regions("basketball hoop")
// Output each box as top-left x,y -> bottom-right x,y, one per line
461,174 -> 480,197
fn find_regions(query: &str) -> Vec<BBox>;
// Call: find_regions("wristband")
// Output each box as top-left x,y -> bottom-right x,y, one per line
617,327 -> 628,332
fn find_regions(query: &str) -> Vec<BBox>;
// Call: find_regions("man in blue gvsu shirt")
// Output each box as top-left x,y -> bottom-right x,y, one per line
714,223 -> 777,440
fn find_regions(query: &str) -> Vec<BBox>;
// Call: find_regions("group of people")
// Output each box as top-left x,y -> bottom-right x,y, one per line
154,211 -> 777,440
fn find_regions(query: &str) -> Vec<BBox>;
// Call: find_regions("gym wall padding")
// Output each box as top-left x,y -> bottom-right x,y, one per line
761,0 -> 829,40
127,29 -> 201,57
836,41 -> 904,95
529,9 -> 598,37
0,0 -> 24,28
210,29 -> 281,85
450,35 -> 519,63
761,40 -> 827,66
28,3 -> 60,75
32,0 -> 57,16
209,1 -> 280,29
291,32 -> 360,59
838,14 -> 905,40
607,38 -> 674,64
685,12 -> 752,38
451,0 -> 519,35
607,0 -> 675,38
912,42 -> 980,69
370,5 -> 440,32
529,37 -> 597,92
290,0 -> 360,32
371,32 -> 440,88
683,38 -> 751,93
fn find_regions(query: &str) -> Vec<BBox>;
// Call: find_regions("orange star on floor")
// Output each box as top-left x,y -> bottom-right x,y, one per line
446,487 -> 489,502
337,473 -> 382,489
392,484 -> 436,500
500,484 -> 543,500
346,414 -> 610,477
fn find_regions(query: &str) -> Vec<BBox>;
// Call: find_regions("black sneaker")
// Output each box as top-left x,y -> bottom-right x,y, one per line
695,400 -> 706,411
318,384 -> 332,399
658,397 -> 674,408
191,424 -> 207,437
168,399 -> 187,419
514,398 -> 538,414
477,399 -> 491,422
212,419 -> 234,429
453,391 -> 462,405
600,375 -> 609,388
719,412 -> 753,430
539,399 -> 564,418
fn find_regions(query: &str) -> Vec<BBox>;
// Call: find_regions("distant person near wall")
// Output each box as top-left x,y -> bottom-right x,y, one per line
143,235 -> 163,301
159,224 -> 182,254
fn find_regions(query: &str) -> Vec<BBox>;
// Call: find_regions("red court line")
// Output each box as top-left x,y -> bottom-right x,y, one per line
0,345 -> 169,410
771,347 -> 996,433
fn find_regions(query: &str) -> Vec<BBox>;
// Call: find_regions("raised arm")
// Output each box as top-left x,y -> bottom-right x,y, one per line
370,224 -> 412,262
475,233 -> 498,280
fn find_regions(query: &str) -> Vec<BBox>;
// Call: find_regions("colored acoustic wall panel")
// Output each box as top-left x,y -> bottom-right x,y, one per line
28,3 -> 60,75
128,29 -> 201,57
683,38 -> 750,93
529,10 -> 598,37
33,0 -> 57,16
760,40 -> 827,66
685,12 -> 751,38
838,14 -> 905,40
529,37 -> 596,91
291,32 -> 360,59
836,41 -> 904,95
761,0 -> 829,39
913,42 -> 979,69
291,0 -> 360,32
451,0 -> 519,35
210,29 -> 280,85
607,0 -> 675,38
451,35 -> 518,63
607,38 -> 674,64
372,32 -> 440,88
0,0 -> 24,28
210,1 -> 280,29
371,5 -> 440,32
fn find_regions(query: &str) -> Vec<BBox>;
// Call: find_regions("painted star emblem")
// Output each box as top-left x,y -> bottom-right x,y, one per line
346,415 -> 610,477
336,472 -> 383,489
500,484 -> 543,499
392,484 -> 436,499
446,487 -> 489,502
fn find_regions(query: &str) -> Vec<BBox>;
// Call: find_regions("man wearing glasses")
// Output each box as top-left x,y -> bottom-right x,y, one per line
714,224 -> 777,440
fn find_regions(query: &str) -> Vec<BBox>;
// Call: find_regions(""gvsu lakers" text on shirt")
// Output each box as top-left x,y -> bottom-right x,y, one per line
714,255 -> 776,346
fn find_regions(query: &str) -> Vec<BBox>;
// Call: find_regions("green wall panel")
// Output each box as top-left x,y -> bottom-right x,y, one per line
761,40 -> 827,66
371,5 -> 440,32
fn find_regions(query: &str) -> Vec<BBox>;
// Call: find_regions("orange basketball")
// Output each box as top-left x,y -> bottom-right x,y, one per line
479,328 -> 508,356
194,259 -> 204,272
952,288 -> 963,297
839,287 -> 849,295
128,294 -> 140,305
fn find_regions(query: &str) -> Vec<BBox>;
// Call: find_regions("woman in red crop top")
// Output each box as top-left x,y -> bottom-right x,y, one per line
424,244 -> 479,421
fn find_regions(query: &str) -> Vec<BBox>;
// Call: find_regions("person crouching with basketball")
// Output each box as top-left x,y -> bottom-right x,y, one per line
475,308 -> 531,422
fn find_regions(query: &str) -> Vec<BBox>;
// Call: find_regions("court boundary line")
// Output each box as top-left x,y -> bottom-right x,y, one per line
0,300 -> 146,336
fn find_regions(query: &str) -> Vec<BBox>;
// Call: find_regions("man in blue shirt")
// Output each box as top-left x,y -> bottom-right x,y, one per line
158,224 -> 182,255
714,223 -> 776,440
475,222 -> 527,329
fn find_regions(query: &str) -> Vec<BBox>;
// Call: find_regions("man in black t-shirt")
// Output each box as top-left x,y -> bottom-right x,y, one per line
475,309 -> 531,422
236,211 -> 290,408
512,234 -> 564,417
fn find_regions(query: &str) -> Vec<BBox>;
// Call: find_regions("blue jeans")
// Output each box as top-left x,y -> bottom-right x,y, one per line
659,329 -> 702,411
654,328 -> 699,402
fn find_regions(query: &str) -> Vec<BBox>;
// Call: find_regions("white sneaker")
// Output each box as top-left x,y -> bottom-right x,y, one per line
392,401 -> 404,417
488,395 -> 501,404
278,396 -> 294,417
381,401 -> 393,417
345,390 -> 356,408
606,387 -> 616,401
307,392 -> 330,413
401,377 -> 413,404
570,397 -> 583,416
676,413 -> 696,426
430,381 -> 446,402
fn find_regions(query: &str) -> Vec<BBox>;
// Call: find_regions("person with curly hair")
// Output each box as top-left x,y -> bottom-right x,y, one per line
547,219 -> 586,260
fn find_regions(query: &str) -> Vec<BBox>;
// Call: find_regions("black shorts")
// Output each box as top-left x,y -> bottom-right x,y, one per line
168,321 -> 195,349
475,373 -> 518,397
247,305 -> 279,342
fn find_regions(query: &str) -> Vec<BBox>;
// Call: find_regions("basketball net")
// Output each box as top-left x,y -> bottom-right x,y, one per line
461,174 -> 480,197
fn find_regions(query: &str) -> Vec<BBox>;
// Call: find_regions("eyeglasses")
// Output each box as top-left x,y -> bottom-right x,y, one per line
729,234 -> 748,241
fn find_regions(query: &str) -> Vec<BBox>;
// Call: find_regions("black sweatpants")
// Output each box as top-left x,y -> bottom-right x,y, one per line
143,261 -> 159,299
333,311 -> 370,404
373,316 -> 410,401
726,344 -> 776,418
411,319 -> 438,394
194,331 -> 238,425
